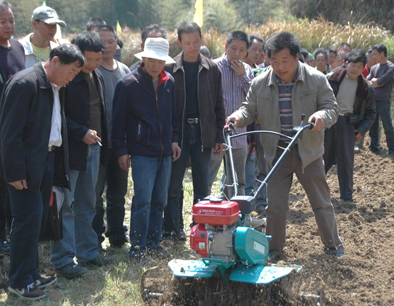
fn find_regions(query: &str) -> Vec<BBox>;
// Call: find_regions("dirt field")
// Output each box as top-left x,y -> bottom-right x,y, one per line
1,140 -> 394,305
144,143 -> 394,306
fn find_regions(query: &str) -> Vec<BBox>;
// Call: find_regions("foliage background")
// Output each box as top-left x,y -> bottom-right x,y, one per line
12,0 -> 394,37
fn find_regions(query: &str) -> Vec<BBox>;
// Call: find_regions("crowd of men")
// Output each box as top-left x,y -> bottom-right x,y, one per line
1,0 -> 393,301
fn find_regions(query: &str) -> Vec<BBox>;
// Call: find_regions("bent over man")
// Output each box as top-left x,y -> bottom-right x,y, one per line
0,44 -> 84,300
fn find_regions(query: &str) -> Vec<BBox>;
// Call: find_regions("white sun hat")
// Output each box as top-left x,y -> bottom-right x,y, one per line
134,37 -> 175,64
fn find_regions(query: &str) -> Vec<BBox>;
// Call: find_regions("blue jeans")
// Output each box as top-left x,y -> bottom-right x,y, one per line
8,152 -> 53,288
130,155 -> 171,249
93,148 -> 128,244
369,99 -> 394,153
163,123 -> 211,236
51,145 -> 100,268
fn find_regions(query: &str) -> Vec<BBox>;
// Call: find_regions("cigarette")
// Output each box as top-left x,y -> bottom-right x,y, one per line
97,141 -> 102,146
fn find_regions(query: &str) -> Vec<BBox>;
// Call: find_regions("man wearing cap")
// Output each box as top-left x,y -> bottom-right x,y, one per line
19,6 -> 66,68
112,37 -> 181,261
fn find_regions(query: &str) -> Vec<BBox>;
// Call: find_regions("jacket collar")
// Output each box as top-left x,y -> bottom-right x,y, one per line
328,67 -> 369,99
33,62 -> 51,90
138,64 -> 169,88
172,51 -> 208,72
268,62 -> 303,86
72,69 -> 98,83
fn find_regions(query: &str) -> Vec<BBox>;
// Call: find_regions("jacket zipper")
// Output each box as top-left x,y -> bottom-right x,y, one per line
156,92 -> 163,157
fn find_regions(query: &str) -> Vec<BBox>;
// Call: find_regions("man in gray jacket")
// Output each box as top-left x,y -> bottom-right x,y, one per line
227,32 -> 344,260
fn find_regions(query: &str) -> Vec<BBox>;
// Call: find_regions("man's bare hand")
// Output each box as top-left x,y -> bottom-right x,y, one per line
308,113 -> 324,130
82,129 -> 102,145
118,155 -> 130,172
213,143 -> 224,155
172,142 -> 181,161
9,179 -> 27,190
355,130 -> 363,141
230,60 -> 246,76
226,115 -> 241,128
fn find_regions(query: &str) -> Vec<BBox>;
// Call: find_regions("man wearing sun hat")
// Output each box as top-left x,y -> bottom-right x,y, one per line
19,6 -> 66,68
112,37 -> 181,262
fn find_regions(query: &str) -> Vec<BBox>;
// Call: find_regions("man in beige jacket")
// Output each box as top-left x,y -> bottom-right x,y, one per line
227,32 -> 344,260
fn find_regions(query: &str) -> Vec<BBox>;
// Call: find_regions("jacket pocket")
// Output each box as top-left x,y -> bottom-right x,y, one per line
136,119 -> 150,146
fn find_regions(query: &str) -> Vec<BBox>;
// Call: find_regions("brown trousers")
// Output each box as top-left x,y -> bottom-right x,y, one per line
266,146 -> 343,253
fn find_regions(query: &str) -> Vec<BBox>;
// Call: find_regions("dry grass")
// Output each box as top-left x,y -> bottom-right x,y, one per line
112,17 -> 393,67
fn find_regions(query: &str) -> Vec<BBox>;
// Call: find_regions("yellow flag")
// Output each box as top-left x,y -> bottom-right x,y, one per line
193,0 -> 203,27
116,20 -> 121,34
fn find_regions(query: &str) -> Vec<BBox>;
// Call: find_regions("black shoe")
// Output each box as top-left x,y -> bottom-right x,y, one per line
268,251 -> 284,262
147,245 -> 170,258
129,246 -> 151,264
56,262 -> 87,279
79,255 -> 115,267
34,276 -> 57,290
0,238 -> 10,254
178,230 -> 187,241
324,247 -> 345,258
8,283 -> 46,300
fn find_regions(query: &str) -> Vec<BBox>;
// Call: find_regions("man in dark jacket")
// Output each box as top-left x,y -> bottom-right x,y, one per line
112,37 -> 180,261
325,49 -> 376,203
0,44 -> 84,300
163,22 -> 225,240
51,32 -> 114,279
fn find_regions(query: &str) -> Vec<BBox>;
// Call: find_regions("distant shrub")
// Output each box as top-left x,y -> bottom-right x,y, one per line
64,17 -> 394,67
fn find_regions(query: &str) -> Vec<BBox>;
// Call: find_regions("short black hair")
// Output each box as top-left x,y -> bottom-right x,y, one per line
86,17 -> 106,31
249,35 -> 264,48
200,45 -> 210,57
313,48 -> 328,60
346,49 -> 367,66
71,31 -> 104,54
94,25 -> 116,37
300,48 -> 309,60
177,21 -> 201,41
49,44 -> 85,67
373,43 -> 387,57
339,42 -> 352,50
141,24 -> 167,43
226,31 -> 250,49
0,0 -> 12,11
326,46 -> 338,56
264,32 -> 300,59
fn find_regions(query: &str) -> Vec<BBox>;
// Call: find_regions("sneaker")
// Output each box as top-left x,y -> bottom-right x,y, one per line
246,216 -> 266,228
34,276 -> 57,290
0,238 -> 10,254
129,247 -> 151,264
79,255 -> 115,267
8,283 -> 46,300
147,245 -> 170,258
56,262 -> 87,279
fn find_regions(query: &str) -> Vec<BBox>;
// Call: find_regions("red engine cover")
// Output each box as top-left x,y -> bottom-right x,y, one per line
190,224 -> 208,257
192,200 -> 240,226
